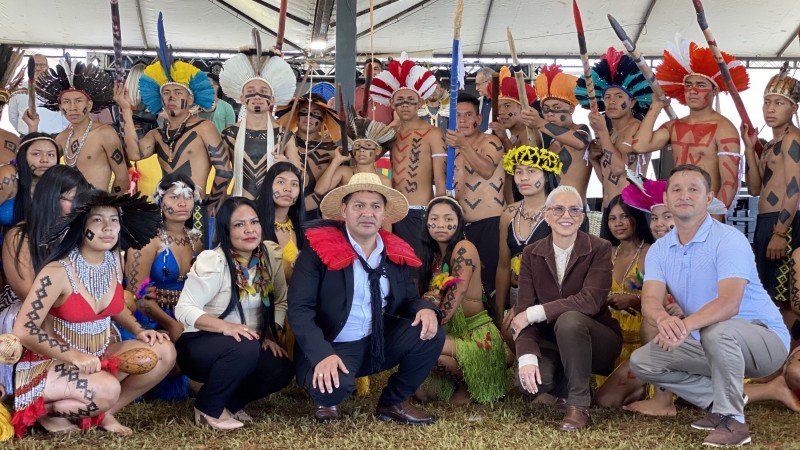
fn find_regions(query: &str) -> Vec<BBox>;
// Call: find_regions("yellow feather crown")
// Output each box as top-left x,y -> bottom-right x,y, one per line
503,145 -> 562,175
143,60 -> 200,90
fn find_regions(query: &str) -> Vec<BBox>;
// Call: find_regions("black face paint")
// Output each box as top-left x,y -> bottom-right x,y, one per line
447,224 -> 456,231
273,191 -> 281,199
82,107 -> 88,115
85,229 -> 95,241
244,92 -> 272,101
620,102 -> 628,111
534,180 -> 542,189
169,110 -> 177,117
165,206 -> 176,215
427,223 -> 437,229
507,112 -> 517,117
180,99 -> 187,110
392,100 -> 419,108
559,115 -> 567,122
472,123 -> 478,129
254,106 -> 262,113
290,196 -> 298,204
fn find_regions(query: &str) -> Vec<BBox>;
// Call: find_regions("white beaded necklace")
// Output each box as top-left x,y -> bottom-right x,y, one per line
64,119 -> 94,167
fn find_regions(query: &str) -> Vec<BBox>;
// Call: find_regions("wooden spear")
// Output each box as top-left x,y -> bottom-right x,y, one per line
572,0 -> 598,114
507,27 -> 538,147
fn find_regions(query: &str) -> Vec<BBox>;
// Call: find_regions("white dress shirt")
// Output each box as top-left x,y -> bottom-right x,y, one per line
334,229 -> 390,342
8,93 -> 69,135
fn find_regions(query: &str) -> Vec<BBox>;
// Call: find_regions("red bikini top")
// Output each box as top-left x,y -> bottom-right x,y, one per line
50,283 -> 125,323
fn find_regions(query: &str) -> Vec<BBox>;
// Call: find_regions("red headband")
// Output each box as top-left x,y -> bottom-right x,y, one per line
57,89 -> 92,104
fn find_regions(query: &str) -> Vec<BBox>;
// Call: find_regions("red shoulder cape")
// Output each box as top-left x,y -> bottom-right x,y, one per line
305,223 -> 422,270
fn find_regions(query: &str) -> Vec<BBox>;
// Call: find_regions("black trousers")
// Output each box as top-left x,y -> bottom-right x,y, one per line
176,331 -> 294,417
295,318 -> 445,407
392,208 -> 426,259
464,216 -> 501,299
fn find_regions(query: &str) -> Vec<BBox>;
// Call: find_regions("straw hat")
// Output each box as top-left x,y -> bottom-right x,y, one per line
319,172 -> 409,224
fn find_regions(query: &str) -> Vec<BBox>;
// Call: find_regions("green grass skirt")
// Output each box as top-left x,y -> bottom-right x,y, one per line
423,308 -> 507,403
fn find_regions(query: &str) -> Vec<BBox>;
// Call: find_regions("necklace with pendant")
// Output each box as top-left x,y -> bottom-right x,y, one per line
64,119 -> 94,167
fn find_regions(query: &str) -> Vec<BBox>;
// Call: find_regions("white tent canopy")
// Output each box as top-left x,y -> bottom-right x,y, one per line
1,0 -> 799,59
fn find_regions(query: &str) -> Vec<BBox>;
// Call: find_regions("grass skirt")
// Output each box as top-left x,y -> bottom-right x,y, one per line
423,308 -> 507,403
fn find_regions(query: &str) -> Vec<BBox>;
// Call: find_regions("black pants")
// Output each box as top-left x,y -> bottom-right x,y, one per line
176,331 -> 294,417
754,211 -> 800,302
295,318 -> 445,407
464,216 -> 501,299
392,208 -> 426,259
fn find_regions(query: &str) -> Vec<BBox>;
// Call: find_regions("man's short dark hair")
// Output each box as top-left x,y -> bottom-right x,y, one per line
365,58 -> 383,69
343,191 -> 387,206
668,164 -> 712,192
457,92 -> 480,115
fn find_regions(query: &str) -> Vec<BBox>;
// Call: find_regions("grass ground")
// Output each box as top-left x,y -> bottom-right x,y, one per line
4,373 -> 799,450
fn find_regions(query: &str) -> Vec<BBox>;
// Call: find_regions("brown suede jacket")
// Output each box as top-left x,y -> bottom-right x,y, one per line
515,231 -> 621,358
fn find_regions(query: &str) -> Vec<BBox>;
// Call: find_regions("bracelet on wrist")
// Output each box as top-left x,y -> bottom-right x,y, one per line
773,230 -> 788,239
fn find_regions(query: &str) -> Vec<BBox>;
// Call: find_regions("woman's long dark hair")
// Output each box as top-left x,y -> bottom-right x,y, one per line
255,161 -> 306,251
601,194 -> 655,247
155,172 -> 197,230
14,165 -> 90,273
214,197 -> 278,339
13,133 -> 63,225
418,197 -> 467,297
511,169 -> 559,203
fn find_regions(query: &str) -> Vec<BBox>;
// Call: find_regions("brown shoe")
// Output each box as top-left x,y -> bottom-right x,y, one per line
375,401 -> 436,425
559,406 -> 591,432
692,411 -> 721,431
702,416 -> 751,447
314,405 -> 341,422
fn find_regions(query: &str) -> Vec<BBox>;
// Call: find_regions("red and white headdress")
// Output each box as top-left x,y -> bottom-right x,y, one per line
655,35 -> 749,105
369,52 -> 437,105
487,66 -> 537,106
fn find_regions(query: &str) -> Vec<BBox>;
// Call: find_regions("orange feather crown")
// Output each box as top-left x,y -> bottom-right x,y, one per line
655,36 -> 749,105
534,64 -> 578,107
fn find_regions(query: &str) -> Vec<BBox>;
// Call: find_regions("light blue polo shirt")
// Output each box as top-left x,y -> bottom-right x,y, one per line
644,214 -> 789,350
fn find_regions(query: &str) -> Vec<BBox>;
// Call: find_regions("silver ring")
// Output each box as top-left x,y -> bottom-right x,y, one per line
511,327 -> 517,334
318,373 -> 323,377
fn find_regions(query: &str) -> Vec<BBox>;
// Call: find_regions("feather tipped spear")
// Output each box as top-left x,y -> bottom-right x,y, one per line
110,0 -> 126,140
506,27 -> 538,147
690,0 -> 763,157
446,0 -> 465,195
572,0 -> 598,114
607,13 -> 678,121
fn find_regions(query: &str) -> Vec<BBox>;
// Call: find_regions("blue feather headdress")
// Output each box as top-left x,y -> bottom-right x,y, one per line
575,47 -> 653,118
138,12 -> 214,114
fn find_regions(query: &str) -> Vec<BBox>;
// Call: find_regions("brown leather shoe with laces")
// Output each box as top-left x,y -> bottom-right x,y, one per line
559,405 -> 591,432
702,415 -> 751,447
375,401 -> 436,425
314,405 -> 341,422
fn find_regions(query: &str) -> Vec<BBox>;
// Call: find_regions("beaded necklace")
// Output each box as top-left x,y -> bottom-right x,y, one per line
161,227 -> 197,282
274,219 -> 294,232
159,114 -> 192,163
513,199 -> 545,246
69,248 -> 117,301
64,119 -> 94,167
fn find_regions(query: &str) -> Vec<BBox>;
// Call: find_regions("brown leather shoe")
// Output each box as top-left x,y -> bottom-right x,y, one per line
375,401 -> 436,425
314,405 -> 341,422
559,406 -> 591,432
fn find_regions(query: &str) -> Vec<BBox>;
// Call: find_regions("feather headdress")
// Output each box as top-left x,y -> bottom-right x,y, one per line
575,47 -> 653,117
138,13 -> 215,114
0,45 -> 24,105
345,105 -> 396,157
48,190 -> 161,251
502,145 -> 562,175
369,52 -> 437,105
655,34 -> 749,105
621,179 -> 667,212
764,62 -> 800,105
36,54 -> 115,113
274,93 -> 341,143
534,64 -> 579,106
219,29 -> 295,107
487,66 -> 537,106
219,28 -> 295,197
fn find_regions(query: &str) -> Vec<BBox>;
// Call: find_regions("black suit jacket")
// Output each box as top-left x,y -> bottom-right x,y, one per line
288,225 -> 435,368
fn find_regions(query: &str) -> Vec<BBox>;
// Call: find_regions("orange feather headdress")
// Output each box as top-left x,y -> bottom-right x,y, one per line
655,35 -> 749,105
534,64 -> 578,106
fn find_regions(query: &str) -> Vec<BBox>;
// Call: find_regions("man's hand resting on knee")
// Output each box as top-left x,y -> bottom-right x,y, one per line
313,355 -> 350,393
412,309 -> 439,340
